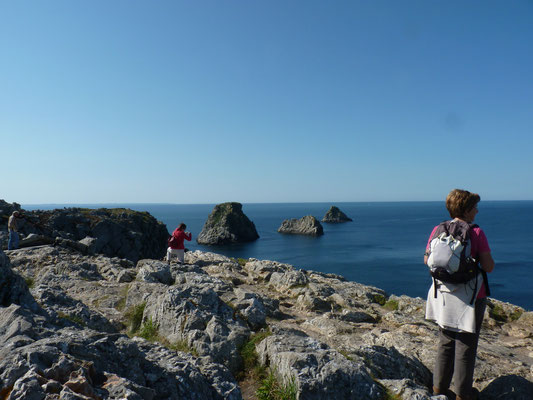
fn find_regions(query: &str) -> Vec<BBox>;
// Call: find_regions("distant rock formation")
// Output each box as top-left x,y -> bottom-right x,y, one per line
322,206 -> 353,223
0,201 -> 168,262
197,202 -> 259,245
278,215 -> 324,236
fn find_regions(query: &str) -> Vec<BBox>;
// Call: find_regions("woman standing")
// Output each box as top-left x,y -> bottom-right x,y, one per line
424,189 -> 495,400
167,223 -> 192,264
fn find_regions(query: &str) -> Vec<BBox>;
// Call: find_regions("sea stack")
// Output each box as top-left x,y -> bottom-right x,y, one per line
321,206 -> 353,223
197,202 -> 259,245
278,215 -> 324,236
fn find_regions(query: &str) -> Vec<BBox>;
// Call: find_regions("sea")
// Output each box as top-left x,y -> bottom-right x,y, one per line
24,201 -> 533,311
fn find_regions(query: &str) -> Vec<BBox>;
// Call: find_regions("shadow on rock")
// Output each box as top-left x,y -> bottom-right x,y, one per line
481,375 -> 533,400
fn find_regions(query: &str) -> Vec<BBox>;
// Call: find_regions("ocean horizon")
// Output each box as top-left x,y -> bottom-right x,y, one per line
23,201 -> 533,311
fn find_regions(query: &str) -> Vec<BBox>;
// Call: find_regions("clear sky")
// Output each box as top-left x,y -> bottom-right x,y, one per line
2,1 -> 532,204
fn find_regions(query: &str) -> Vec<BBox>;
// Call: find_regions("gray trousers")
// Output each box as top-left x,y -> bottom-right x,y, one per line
433,297 -> 487,397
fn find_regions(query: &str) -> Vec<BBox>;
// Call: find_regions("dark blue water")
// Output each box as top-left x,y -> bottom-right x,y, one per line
24,201 -> 533,311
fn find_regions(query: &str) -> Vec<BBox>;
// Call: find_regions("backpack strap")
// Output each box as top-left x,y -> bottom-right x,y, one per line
469,273 -> 478,305
480,267 -> 490,297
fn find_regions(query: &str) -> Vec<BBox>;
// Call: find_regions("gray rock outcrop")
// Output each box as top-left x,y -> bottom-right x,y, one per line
0,249 -> 39,311
278,215 -> 324,236
1,242 -> 532,399
322,206 -> 353,223
0,201 -> 168,262
256,327 -> 385,399
197,202 -> 259,245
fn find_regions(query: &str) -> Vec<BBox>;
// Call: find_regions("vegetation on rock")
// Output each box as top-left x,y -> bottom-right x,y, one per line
257,371 -> 297,400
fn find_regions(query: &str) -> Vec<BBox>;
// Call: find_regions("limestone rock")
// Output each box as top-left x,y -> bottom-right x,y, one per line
136,260 -> 174,285
19,233 -> 54,248
221,288 -> 269,330
378,378 -> 434,400
256,327 -> 385,399
321,206 -> 353,223
197,202 -> 259,245
278,215 -> 324,236
0,249 -> 39,311
143,284 -> 250,373
2,239 -> 532,399
352,345 -> 431,386
269,269 -> 309,292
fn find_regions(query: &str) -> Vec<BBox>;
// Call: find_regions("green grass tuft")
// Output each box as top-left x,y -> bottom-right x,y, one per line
257,371 -> 297,400
167,339 -> 200,357
58,312 -> 85,327
510,308 -> 523,321
24,276 -> 35,289
124,302 -> 146,334
237,329 -> 272,381
138,317 -> 158,341
372,294 -> 387,306
339,349 -> 354,361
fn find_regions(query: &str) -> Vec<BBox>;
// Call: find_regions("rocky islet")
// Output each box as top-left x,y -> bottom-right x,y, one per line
277,215 -> 324,236
321,205 -> 353,223
197,202 -> 260,245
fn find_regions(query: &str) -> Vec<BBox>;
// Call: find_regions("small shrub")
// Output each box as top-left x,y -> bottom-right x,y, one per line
490,304 -> 524,323
138,317 -> 158,341
383,299 -> 399,311
237,258 -> 248,267
489,304 -> 507,322
372,294 -> 387,306
510,308 -> 523,321
24,276 -> 35,289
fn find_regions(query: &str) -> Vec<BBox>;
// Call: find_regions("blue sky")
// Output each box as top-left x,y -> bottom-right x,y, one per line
2,1 -> 532,204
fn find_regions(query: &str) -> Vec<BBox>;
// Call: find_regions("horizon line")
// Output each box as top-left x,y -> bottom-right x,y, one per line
20,199 -> 533,207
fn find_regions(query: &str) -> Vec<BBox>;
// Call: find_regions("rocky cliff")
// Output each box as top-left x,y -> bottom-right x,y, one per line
197,202 -> 259,245
278,215 -> 324,236
322,206 -> 353,223
0,201 -> 168,262
2,244 -> 531,399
